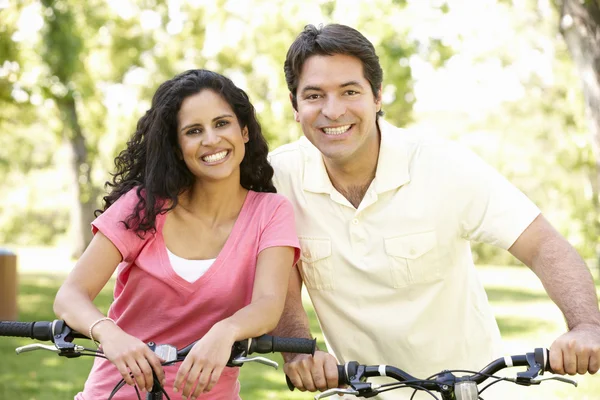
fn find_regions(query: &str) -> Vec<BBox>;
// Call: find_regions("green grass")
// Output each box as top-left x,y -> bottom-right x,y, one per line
1,260 -> 599,399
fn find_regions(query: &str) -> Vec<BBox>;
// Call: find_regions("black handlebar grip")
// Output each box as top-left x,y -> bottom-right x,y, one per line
337,364 -> 348,385
285,374 -> 295,391
285,364 -> 347,391
0,321 -> 53,341
271,337 -> 316,355
250,335 -> 316,355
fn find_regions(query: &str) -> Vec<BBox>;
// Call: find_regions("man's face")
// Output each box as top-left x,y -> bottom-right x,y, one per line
293,53 -> 382,165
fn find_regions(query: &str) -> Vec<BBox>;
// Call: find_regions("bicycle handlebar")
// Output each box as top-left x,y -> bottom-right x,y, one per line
286,348 -> 576,399
1,319 -> 317,400
0,320 -> 316,356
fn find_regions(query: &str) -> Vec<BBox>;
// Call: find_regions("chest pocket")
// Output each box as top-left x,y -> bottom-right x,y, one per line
384,231 -> 443,287
298,237 -> 335,290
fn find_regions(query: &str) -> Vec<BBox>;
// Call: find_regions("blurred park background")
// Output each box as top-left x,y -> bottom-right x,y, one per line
1,0 -> 600,398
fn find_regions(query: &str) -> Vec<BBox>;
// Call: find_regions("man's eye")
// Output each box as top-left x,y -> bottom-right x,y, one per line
345,90 -> 359,95
306,94 -> 321,100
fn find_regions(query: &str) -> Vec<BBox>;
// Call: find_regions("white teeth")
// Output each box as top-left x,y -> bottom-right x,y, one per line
322,125 -> 351,135
202,150 -> 228,163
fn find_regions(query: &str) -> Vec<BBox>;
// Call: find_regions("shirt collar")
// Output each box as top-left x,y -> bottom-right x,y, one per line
301,118 -> 411,195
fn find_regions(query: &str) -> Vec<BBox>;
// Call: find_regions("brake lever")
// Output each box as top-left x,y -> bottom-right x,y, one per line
16,344 -> 61,354
531,376 -> 578,387
230,356 -> 278,369
314,388 -> 360,399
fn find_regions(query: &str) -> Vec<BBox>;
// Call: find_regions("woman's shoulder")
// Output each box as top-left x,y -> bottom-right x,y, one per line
248,191 -> 291,208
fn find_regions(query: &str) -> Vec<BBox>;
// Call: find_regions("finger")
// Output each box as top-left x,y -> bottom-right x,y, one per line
173,360 -> 192,393
193,366 -> 213,396
136,357 -> 155,391
549,344 -> 565,374
146,351 -> 166,386
563,341 -> 577,375
284,363 -> 306,391
311,363 -> 328,391
115,362 -> 136,387
589,350 -> 599,374
182,362 -> 204,397
298,357 -> 317,392
577,348 -> 590,375
323,359 -> 340,389
127,359 -> 147,391
204,365 -> 224,393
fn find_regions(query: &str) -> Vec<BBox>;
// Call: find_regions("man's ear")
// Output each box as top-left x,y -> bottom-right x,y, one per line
375,84 -> 383,113
289,93 -> 300,122
242,126 -> 249,143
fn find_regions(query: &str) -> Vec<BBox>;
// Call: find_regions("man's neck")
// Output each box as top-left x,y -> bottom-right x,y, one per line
323,131 -> 380,209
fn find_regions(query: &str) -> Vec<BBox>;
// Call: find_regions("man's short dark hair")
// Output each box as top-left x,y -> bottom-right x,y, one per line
284,23 -> 384,116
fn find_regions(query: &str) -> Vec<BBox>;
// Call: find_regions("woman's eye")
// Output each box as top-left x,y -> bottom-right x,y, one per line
215,120 -> 229,128
187,128 -> 201,135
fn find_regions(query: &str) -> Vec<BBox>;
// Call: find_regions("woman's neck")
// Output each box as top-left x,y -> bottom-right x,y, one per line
177,181 -> 248,226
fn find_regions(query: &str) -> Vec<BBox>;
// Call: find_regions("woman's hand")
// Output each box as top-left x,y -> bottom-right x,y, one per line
173,322 -> 236,399
96,323 -> 165,392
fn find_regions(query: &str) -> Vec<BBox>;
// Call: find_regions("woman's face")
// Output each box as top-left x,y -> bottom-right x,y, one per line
176,90 -> 248,184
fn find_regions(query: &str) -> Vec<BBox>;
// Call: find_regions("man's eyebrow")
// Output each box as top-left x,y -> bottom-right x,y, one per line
300,81 -> 365,95
180,114 -> 234,132
340,81 -> 364,88
300,85 -> 323,95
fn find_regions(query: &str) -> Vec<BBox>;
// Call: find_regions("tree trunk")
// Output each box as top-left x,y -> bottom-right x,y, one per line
558,0 -> 600,275
57,95 -> 95,258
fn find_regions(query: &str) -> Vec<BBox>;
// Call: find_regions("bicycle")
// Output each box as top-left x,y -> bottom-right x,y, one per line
286,347 -> 578,400
0,319 -> 316,400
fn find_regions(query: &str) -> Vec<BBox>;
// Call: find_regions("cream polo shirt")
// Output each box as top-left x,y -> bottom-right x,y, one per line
269,119 -> 540,399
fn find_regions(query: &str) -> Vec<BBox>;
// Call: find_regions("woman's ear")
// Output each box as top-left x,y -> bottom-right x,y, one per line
242,127 -> 249,143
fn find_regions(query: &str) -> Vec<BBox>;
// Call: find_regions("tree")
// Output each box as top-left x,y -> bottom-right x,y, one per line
555,0 -> 600,267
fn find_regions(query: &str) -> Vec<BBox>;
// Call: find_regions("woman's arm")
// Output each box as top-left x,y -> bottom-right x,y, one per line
53,231 -> 164,391
174,245 -> 295,398
54,232 -> 121,334
224,245 -> 296,338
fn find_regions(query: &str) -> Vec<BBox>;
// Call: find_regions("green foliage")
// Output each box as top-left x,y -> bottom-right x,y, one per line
0,0 -> 598,264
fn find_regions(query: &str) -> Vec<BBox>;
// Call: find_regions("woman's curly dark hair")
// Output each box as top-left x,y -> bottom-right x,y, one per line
97,69 -> 275,236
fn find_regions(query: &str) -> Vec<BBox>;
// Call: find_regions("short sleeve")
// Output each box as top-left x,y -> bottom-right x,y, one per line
451,145 -> 541,249
258,196 -> 301,265
91,189 -> 150,262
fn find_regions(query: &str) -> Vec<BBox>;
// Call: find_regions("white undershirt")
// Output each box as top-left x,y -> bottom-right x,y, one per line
166,247 -> 215,283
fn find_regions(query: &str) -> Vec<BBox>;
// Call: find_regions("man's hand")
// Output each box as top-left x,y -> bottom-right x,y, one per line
549,324 -> 600,375
284,350 -> 340,392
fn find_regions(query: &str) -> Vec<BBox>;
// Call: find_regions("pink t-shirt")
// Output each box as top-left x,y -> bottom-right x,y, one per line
76,189 -> 300,400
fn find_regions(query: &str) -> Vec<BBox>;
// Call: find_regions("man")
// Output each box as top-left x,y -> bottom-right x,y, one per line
269,23 -> 600,399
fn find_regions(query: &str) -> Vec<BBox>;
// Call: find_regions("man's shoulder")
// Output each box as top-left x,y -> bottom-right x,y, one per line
380,120 -> 461,157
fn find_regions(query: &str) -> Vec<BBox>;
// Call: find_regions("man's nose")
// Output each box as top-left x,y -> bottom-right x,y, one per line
321,97 -> 346,121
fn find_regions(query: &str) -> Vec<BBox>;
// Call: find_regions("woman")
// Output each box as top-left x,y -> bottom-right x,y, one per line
53,69 -> 300,400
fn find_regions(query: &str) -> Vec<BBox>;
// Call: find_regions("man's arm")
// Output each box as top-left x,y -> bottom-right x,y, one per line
271,265 -> 339,391
508,214 -> 600,375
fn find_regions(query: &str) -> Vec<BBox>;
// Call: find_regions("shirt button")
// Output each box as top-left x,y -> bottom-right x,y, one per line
409,248 -> 417,256
352,219 -> 359,225
303,250 -> 311,258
